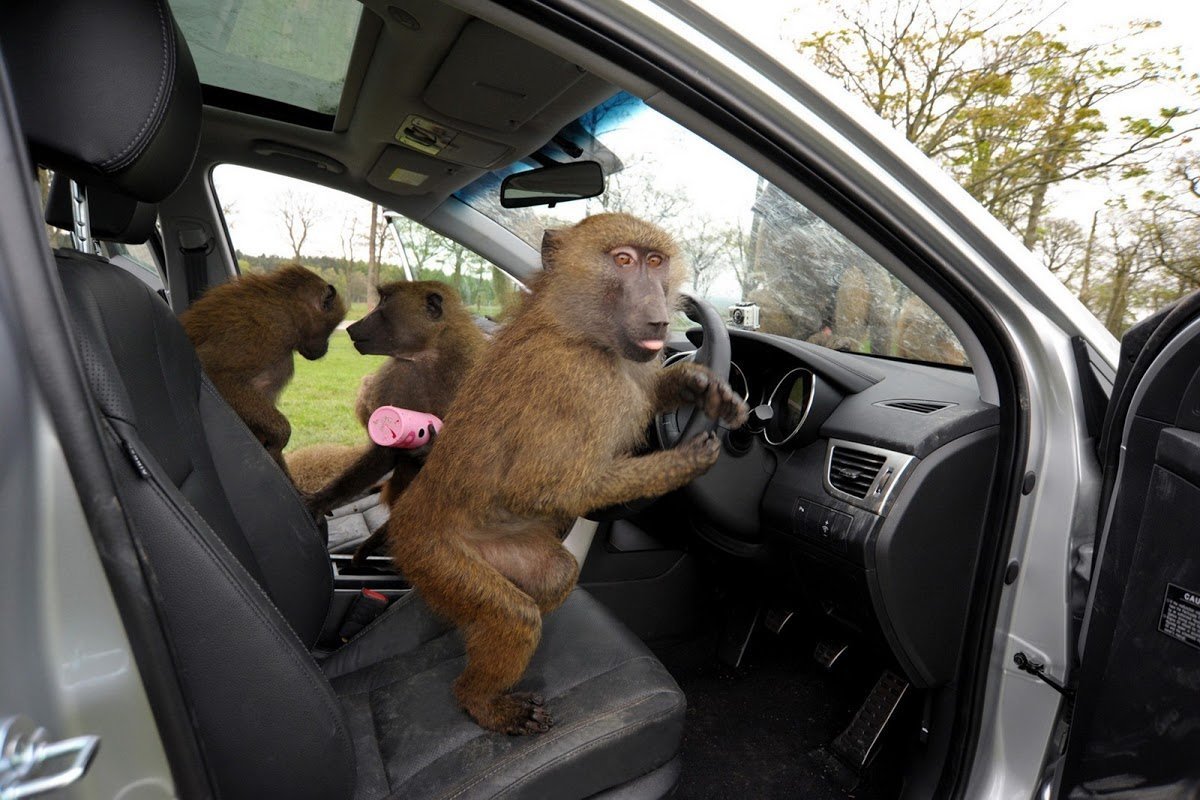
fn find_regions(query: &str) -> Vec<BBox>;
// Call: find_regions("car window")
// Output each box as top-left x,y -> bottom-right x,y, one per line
210,164 -> 518,319
107,241 -> 160,274
173,0 -> 361,118
455,93 -> 969,368
209,165 -> 520,452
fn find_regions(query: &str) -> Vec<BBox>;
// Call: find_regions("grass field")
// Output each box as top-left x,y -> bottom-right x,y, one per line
279,303 -> 504,452
279,307 -> 385,452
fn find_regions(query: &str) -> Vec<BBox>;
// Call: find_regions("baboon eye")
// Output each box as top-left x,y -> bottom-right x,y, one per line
611,248 -> 636,268
647,253 -> 666,268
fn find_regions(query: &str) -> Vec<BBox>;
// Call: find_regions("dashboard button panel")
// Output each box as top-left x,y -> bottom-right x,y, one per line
793,496 -> 855,553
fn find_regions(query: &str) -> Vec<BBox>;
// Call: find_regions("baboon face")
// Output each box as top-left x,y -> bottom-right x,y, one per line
348,281 -> 451,357
603,245 -> 673,363
542,213 -> 680,364
298,280 -> 347,360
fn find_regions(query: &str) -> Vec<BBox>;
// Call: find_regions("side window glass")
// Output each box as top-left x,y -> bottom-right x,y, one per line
210,165 -> 517,316
208,165 -> 517,451
107,241 -> 160,274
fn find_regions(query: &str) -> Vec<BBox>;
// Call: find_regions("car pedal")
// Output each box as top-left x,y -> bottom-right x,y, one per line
813,640 -> 848,670
763,607 -> 794,634
831,670 -> 909,768
716,600 -> 761,668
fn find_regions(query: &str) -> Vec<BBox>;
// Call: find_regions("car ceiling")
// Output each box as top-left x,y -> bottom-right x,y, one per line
195,0 -> 620,221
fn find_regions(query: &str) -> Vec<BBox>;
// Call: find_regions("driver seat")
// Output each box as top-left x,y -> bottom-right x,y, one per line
0,1 -> 685,798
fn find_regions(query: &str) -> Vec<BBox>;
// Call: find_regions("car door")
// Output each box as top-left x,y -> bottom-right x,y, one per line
1057,291 -> 1200,797
0,56 -> 178,800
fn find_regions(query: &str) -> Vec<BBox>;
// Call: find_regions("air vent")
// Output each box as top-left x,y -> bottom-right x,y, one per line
828,446 -> 888,498
877,399 -> 954,415
824,439 -> 915,513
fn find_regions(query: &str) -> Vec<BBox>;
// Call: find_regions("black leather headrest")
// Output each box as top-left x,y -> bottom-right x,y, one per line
1,0 -> 201,203
45,176 -> 158,244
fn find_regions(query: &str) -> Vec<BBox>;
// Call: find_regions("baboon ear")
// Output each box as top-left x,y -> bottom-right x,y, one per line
425,291 -> 444,319
320,284 -> 337,311
541,228 -> 564,270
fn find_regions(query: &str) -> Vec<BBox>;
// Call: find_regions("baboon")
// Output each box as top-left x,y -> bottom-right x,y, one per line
304,281 -> 487,526
287,443 -> 365,495
893,294 -> 968,366
180,264 -> 346,473
385,213 -> 748,734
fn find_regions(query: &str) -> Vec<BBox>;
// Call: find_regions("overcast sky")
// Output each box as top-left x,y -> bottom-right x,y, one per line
217,0 -> 1200,259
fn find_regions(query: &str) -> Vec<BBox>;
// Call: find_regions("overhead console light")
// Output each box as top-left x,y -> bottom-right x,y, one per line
395,115 -> 455,156
388,168 -> 427,187
393,114 -> 510,168
386,5 -> 420,30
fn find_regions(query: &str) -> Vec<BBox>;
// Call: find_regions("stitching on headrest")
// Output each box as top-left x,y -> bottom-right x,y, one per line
101,0 -> 173,172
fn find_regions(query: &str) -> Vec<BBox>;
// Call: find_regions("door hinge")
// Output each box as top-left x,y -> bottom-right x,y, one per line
0,716 -> 99,799
1014,652 -> 1072,698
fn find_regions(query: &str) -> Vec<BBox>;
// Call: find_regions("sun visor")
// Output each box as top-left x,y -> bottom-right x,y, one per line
422,20 -> 586,131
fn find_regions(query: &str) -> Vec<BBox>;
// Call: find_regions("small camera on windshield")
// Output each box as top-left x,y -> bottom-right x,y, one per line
728,302 -> 760,330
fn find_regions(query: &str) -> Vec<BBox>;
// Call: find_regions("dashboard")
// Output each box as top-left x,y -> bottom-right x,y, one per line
665,328 -> 1001,689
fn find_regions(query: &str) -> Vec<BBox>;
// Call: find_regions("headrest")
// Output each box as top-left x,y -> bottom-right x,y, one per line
1,0 -> 202,203
45,176 -> 158,244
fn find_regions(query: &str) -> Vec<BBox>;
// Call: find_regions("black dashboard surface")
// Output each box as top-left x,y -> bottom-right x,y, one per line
671,327 -> 1002,688
719,329 -> 998,458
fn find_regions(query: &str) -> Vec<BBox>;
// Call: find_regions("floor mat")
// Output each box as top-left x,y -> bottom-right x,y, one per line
672,633 -> 898,800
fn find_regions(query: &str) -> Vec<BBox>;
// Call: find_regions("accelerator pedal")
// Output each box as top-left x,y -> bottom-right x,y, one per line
831,670 -> 909,768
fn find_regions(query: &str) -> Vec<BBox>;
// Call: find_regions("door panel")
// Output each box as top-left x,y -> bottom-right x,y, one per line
1061,312 -> 1200,797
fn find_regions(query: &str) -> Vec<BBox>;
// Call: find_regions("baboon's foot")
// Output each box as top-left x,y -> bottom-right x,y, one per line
467,691 -> 553,735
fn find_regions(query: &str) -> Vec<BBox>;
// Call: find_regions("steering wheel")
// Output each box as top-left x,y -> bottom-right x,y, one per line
655,293 -> 732,447
587,292 -> 732,521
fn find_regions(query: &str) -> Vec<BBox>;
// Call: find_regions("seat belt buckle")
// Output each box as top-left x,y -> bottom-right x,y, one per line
338,588 -> 390,642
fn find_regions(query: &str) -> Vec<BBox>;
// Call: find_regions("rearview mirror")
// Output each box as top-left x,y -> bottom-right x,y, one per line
500,161 -> 604,208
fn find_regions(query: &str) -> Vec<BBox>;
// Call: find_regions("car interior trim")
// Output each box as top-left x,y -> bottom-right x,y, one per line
822,438 -> 916,515
761,367 -> 815,447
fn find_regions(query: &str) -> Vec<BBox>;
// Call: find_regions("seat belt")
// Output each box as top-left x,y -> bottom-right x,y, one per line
178,227 -> 212,303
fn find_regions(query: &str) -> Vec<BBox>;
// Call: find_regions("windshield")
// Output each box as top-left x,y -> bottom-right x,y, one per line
456,93 -> 968,368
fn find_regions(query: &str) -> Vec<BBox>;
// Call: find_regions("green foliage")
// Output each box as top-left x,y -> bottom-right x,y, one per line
236,213 -> 520,313
799,0 -> 1200,334
279,331 -> 386,452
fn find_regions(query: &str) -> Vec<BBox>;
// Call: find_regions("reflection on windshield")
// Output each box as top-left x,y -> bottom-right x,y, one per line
454,93 -> 968,368
744,182 -> 966,365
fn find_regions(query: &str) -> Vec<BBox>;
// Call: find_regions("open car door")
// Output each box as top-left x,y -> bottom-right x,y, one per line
1059,291 -> 1200,797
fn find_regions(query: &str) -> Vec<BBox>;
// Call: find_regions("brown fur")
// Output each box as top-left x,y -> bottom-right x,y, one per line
304,281 -> 487,524
893,294 -> 967,366
181,264 -> 346,474
286,443 -> 366,495
384,213 -> 748,734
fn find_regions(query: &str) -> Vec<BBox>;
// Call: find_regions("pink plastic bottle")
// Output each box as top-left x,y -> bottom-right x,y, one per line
367,406 -> 443,449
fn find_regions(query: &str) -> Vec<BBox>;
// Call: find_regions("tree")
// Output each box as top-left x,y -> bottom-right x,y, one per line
280,190 -> 321,261
589,159 -> 689,227
679,217 -> 730,294
1034,216 -> 1086,278
727,222 -> 757,299
799,1 -> 1197,249
338,210 -> 359,300
390,215 -> 443,278
365,203 -> 383,307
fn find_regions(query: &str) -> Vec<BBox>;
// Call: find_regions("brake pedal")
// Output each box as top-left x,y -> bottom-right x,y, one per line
813,640 -> 849,670
717,600 -> 761,668
831,670 -> 909,768
763,607 -> 794,634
